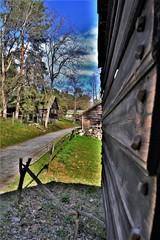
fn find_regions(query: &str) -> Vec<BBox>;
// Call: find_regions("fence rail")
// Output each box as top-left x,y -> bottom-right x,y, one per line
18,129 -> 76,190
17,129 -> 104,240
0,112 -> 24,124
0,111 -> 57,124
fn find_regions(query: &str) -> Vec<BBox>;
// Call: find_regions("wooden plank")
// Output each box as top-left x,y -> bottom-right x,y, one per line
101,163 -> 117,240
102,0 -> 118,70
97,0 -> 108,68
103,69 -> 157,164
102,135 -> 157,239
98,0 -> 160,239
147,0 -> 160,176
101,0 -> 125,88
102,52 -> 154,119
152,0 -> 160,61
102,157 -> 131,239
102,0 -> 150,102
103,0 -> 153,107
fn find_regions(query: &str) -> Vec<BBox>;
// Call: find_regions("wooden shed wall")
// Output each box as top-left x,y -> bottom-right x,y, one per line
98,0 -> 160,239
82,104 -> 102,131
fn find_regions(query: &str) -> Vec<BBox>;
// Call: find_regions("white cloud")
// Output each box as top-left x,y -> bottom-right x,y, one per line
83,26 -> 98,38
77,26 -> 98,75
78,69 -> 95,76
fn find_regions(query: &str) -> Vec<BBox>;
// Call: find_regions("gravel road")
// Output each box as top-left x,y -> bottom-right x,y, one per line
0,128 -> 78,190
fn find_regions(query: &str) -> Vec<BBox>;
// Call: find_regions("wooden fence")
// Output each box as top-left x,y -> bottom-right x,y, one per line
17,130 -> 76,192
0,111 -> 44,124
17,130 -> 104,240
0,112 -> 23,124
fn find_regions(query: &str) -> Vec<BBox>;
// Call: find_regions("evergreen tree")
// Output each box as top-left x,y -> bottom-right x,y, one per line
13,0 -> 50,119
0,0 -> 50,118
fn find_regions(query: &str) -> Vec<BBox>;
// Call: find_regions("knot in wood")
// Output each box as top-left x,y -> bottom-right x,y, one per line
131,135 -> 141,150
136,90 -> 146,103
130,227 -> 141,240
135,45 -> 144,60
136,16 -> 146,32
137,182 -> 149,196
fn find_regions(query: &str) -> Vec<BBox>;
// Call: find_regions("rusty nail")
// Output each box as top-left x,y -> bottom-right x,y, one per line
136,16 -> 146,32
137,182 -> 149,195
135,45 -> 144,59
131,135 -> 141,150
130,228 -> 141,240
136,90 -> 146,103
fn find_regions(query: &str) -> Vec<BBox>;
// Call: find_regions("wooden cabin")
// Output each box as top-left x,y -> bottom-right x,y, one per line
39,97 -> 59,123
98,0 -> 160,239
65,110 -> 84,122
7,97 -> 59,123
82,102 -> 102,132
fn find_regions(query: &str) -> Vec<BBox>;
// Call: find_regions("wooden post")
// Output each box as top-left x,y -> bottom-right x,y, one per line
82,115 -> 84,131
69,130 -> 74,141
17,158 -> 24,192
17,158 -> 32,201
50,144 -> 54,160
12,112 -> 15,125
73,211 -> 80,240
47,144 -> 54,174
21,115 -> 23,124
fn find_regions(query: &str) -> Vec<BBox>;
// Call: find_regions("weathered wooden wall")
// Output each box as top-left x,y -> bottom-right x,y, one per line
98,0 -> 160,239
82,103 -> 102,131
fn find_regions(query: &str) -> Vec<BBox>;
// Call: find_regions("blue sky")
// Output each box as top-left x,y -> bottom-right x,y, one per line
44,0 -> 97,34
44,0 -> 100,94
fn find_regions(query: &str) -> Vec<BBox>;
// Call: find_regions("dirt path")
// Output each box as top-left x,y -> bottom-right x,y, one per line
0,128 -> 78,190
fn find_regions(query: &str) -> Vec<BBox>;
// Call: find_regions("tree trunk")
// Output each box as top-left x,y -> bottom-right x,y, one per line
44,100 -> 52,128
15,35 -> 26,119
74,96 -> 77,123
1,71 -> 7,119
1,25 -> 7,119
15,85 -> 21,119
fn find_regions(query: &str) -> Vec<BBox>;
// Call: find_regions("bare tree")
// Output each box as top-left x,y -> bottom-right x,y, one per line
89,71 -> 101,105
66,74 -> 85,122
44,13 -> 85,128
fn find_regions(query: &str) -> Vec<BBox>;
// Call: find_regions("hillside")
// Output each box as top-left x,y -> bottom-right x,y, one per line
0,118 -> 79,148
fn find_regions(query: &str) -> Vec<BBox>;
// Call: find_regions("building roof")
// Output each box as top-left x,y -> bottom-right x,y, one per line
66,110 -> 85,115
82,101 -> 102,115
39,96 -> 59,110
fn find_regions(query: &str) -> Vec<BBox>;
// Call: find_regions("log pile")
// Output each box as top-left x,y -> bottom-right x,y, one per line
79,124 -> 102,140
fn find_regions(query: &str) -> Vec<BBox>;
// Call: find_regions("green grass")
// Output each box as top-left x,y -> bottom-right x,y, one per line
2,135 -> 102,192
0,118 -> 79,148
46,118 -> 80,132
27,135 -> 102,187
48,135 -> 102,186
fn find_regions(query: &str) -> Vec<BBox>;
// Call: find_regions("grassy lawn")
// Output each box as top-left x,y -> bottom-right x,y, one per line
44,135 -> 102,186
2,135 -> 102,192
0,118 -> 79,148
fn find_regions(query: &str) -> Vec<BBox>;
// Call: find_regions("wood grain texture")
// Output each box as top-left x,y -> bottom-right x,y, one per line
103,69 -> 157,164
82,103 -> 102,131
98,0 -> 160,239
102,135 -> 157,239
